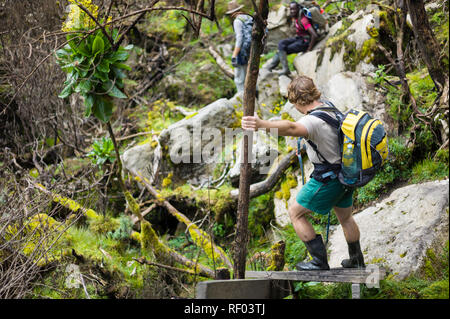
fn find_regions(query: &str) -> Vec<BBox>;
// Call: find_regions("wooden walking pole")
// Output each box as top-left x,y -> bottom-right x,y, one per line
232,0 -> 269,279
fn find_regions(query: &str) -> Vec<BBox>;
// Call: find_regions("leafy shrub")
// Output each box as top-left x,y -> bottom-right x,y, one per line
55,1 -> 133,123
87,137 -> 116,166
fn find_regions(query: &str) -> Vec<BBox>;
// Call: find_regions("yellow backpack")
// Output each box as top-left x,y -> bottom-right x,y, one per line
308,102 -> 389,188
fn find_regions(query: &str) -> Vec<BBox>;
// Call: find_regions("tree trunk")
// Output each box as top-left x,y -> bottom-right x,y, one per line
405,0 -> 446,91
232,0 -> 269,280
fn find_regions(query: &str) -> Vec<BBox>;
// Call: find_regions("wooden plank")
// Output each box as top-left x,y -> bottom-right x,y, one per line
196,279 -> 292,299
245,267 -> 386,284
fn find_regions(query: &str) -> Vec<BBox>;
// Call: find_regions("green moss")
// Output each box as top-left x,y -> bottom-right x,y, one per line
421,280 -> 449,299
161,172 -> 173,188
266,240 -> 285,271
249,191 -> 275,238
184,111 -> 198,120
88,214 -> 120,235
4,213 -> 71,266
275,174 -> 298,201
124,191 -> 141,218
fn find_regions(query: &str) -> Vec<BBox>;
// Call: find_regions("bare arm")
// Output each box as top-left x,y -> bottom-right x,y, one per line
307,27 -> 318,51
241,116 -> 308,137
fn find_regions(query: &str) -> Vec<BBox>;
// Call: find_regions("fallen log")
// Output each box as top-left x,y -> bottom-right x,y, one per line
230,150 -> 297,200
34,182 -> 216,278
129,168 -> 233,270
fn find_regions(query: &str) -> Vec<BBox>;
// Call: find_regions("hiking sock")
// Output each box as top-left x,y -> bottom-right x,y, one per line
296,234 -> 330,271
341,240 -> 365,268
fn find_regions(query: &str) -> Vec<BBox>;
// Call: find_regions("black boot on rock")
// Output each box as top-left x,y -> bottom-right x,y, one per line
341,240 -> 365,268
296,234 -> 330,271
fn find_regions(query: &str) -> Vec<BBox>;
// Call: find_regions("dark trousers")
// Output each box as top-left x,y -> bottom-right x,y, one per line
278,36 -> 310,54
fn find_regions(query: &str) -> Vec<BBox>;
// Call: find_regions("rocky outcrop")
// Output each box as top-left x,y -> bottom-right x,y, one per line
228,130 -> 280,187
122,141 -> 155,183
265,4 -> 292,51
328,179 -> 449,280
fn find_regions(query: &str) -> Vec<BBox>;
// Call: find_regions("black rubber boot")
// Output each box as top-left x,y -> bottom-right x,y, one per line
274,50 -> 290,75
296,234 -> 330,271
265,51 -> 280,71
341,240 -> 365,268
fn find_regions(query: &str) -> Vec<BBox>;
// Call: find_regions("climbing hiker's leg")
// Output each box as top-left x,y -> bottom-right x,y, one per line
334,205 -> 365,268
234,63 -> 247,93
333,206 -> 359,243
288,202 -> 330,270
265,51 -> 280,71
275,50 -> 290,75
272,38 -> 295,75
275,36 -> 309,75
288,201 -> 315,242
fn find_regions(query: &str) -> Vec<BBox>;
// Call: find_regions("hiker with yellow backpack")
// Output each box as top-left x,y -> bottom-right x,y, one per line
241,75 -> 389,270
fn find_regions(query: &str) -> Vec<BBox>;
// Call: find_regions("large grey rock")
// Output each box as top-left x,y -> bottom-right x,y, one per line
122,142 -> 155,182
293,47 -> 346,92
159,98 -> 235,156
280,101 -> 303,122
158,98 -> 237,181
266,4 -> 292,51
256,71 -> 282,119
279,75 -> 292,98
328,179 -> 450,280
293,10 -> 378,90
322,72 -> 386,117
228,130 -> 280,187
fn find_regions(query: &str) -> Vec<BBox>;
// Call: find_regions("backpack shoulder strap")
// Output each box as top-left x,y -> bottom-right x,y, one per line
305,139 -> 332,165
307,101 -> 343,130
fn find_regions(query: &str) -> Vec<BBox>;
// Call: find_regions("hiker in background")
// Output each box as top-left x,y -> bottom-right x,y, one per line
226,0 -> 254,93
265,1 -> 321,75
241,75 -> 365,271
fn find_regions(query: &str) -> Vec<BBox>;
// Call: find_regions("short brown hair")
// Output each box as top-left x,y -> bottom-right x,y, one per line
287,75 -> 321,106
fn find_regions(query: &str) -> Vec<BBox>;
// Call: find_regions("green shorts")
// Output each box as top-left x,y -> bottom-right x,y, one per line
296,177 -> 354,215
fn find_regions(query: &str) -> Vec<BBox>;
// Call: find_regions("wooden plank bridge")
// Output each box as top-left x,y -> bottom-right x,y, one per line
196,266 -> 385,299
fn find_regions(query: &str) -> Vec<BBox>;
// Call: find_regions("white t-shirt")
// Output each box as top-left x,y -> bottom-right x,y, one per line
298,110 -> 341,165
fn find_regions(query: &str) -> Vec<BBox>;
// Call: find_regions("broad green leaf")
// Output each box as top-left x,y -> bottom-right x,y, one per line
75,41 -> 92,57
84,94 -> 94,117
55,49 -> 70,59
124,44 -> 134,50
92,35 -> 105,56
112,29 -> 119,42
111,66 -> 126,79
64,71 -> 78,86
58,84 -> 73,99
113,62 -> 131,71
102,81 -> 127,99
97,60 -> 110,73
93,70 -> 109,82
93,97 -> 113,123
115,79 -> 124,89
78,80 -> 92,94
112,50 -> 129,61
